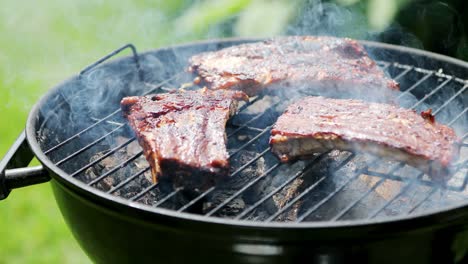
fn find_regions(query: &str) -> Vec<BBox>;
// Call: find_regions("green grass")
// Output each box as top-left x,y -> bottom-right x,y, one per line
0,186 -> 86,264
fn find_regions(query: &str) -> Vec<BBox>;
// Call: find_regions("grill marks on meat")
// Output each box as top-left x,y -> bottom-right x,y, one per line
189,36 -> 399,101
121,88 -> 248,190
270,96 -> 460,180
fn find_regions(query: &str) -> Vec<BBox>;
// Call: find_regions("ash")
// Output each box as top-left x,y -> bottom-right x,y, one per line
203,150 -> 265,216
83,138 -> 160,200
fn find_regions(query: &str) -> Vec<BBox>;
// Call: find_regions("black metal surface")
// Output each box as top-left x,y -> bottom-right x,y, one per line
1,38 -> 468,263
4,166 -> 50,189
50,177 -> 468,264
0,131 -> 49,199
79,43 -> 143,81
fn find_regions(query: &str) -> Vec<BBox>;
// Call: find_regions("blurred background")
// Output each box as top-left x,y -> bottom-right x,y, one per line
0,0 -> 466,263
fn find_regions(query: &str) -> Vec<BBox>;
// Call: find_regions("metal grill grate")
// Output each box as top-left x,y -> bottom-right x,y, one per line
40,43 -> 468,223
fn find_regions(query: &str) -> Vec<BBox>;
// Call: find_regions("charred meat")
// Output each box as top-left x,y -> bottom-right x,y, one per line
189,36 -> 399,102
270,96 -> 460,180
121,88 -> 249,190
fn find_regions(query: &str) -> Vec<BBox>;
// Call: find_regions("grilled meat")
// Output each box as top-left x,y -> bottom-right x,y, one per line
121,88 -> 249,190
189,36 -> 399,102
270,96 -> 460,181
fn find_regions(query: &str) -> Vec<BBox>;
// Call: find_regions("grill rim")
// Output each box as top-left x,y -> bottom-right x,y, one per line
26,37 -> 468,230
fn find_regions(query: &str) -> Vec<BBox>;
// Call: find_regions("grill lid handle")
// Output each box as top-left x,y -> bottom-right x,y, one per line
0,131 -> 50,200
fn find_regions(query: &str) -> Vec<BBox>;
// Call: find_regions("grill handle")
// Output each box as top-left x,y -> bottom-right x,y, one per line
0,131 -> 50,200
79,43 -> 143,81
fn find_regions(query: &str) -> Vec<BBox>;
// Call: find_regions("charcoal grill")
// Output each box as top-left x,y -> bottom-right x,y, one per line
1,38 -> 468,264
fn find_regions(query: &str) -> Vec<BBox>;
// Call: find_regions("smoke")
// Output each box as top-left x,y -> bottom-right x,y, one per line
272,0 -> 467,218
28,0 -> 468,223
287,0 -> 369,39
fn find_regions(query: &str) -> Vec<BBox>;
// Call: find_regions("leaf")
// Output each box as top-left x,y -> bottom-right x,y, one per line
174,0 -> 252,37
234,0 -> 299,38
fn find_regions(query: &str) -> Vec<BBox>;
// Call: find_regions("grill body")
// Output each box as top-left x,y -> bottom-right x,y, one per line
11,38 -> 468,263
51,178 -> 468,264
